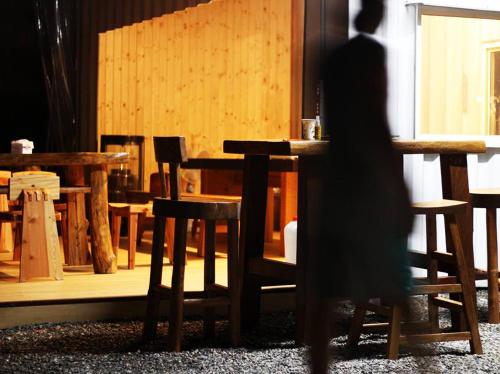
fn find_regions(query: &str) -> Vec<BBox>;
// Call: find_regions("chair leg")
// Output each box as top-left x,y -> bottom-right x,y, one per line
197,220 -> 206,257
347,306 -> 366,347
165,218 -> 175,264
486,208 -> 499,324
61,210 -> 69,265
227,218 -> 241,346
143,216 -> 167,342
168,218 -> 188,352
426,214 -> 439,331
127,213 -> 138,269
448,217 -> 483,354
136,213 -> 145,246
387,305 -> 402,360
13,221 -> 22,261
203,220 -> 216,340
111,213 -> 122,258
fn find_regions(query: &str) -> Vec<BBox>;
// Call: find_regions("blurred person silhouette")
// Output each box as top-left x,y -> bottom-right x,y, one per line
310,0 -> 413,372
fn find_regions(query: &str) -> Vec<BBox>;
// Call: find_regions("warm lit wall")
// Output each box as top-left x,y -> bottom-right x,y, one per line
97,0 -> 295,187
420,15 -> 500,135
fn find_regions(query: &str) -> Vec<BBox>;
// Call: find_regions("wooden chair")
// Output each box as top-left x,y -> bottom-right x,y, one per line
348,199 -> 482,359
0,171 -> 13,252
469,188 -> 500,323
143,136 -> 241,351
1,172 -> 63,282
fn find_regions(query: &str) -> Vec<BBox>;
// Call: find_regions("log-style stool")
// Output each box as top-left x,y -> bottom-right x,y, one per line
470,188 -> 500,323
4,172 -> 63,282
143,136 -> 241,351
348,199 -> 482,359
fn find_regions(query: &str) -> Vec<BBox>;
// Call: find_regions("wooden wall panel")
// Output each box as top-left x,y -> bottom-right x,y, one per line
420,15 -> 500,135
79,0 -> 212,151
97,0 -> 296,188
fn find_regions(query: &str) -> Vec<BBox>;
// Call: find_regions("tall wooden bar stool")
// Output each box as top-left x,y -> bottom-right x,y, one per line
348,199 -> 482,359
470,188 -> 500,323
143,137 -> 241,351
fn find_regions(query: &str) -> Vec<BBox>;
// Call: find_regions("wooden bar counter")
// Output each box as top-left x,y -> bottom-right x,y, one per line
224,139 -> 486,345
0,152 -> 129,274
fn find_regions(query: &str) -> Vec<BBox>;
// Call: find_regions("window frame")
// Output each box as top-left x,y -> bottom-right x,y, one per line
410,1 -> 500,145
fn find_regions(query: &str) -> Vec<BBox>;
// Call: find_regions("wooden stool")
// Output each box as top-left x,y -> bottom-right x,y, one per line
6,172 -> 63,282
470,188 -> 500,323
0,171 -> 13,252
143,136 -> 241,351
348,199 -> 482,359
109,202 -> 153,269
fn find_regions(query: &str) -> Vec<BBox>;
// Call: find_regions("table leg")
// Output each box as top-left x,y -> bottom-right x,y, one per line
65,166 -> 90,265
440,154 -> 476,329
239,154 -> 269,330
89,165 -> 117,273
296,155 -> 324,345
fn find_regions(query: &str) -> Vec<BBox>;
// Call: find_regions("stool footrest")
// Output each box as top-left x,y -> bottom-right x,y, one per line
431,296 -> 463,311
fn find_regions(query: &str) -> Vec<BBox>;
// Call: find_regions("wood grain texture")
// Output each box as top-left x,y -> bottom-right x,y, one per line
97,0 -> 295,188
0,153 -> 129,167
90,165 -> 117,274
223,139 -> 486,156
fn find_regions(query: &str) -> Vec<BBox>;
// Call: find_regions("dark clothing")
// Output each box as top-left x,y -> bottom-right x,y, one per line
319,34 -> 413,303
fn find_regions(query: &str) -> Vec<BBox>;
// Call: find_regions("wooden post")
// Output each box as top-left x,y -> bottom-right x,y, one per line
65,166 -> 91,265
90,165 -> 117,273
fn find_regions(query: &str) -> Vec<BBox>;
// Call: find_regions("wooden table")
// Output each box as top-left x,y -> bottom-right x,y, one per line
182,157 -> 298,254
223,139 -> 486,345
0,152 -> 129,274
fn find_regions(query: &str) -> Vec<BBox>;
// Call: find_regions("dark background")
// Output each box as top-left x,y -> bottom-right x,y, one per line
0,0 -> 48,153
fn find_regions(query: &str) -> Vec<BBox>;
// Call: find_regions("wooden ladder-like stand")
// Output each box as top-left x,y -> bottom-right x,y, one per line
8,172 -> 63,282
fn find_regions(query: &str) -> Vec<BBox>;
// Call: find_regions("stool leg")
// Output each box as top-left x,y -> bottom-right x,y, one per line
143,216 -> 167,342
203,220 -> 216,340
227,218 -> 241,346
486,208 -> 499,324
127,213 -> 138,270
347,306 -> 366,347
136,213 -> 145,246
111,213 -> 121,258
387,305 -> 402,360
168,218 -> 188,352
426,214 -> 439,331
449,216 -> 483,354
60,210 -> 69,264
13,221 -> 22,261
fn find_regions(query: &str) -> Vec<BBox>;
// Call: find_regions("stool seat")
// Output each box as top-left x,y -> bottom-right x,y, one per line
412,199 -> 467,215
470,188 -> 500,208
152,197 -> 240,220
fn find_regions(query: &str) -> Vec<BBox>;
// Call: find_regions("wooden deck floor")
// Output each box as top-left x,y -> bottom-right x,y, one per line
0,231 -> 290,328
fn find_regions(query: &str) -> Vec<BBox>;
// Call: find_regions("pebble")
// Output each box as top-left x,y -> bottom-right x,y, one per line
0,290 -> 499,373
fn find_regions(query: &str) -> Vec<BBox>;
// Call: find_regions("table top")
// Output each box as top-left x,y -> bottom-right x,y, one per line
223,139 -> 486,156
0,152 -> 129,166
182,156 -> 298,172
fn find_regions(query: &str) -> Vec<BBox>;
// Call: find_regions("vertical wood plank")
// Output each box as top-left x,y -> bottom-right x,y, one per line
121,25 -> 130,137
112,27 -> 122,135
104,30 -> 114,136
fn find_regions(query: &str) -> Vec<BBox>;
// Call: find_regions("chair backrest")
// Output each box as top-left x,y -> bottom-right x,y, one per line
153,137 -> 188,200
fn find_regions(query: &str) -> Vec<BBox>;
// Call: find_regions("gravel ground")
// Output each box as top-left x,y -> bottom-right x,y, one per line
1,290 -> 500,373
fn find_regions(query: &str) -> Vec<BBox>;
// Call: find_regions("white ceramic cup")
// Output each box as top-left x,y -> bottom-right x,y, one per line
301,119 -> 316,140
